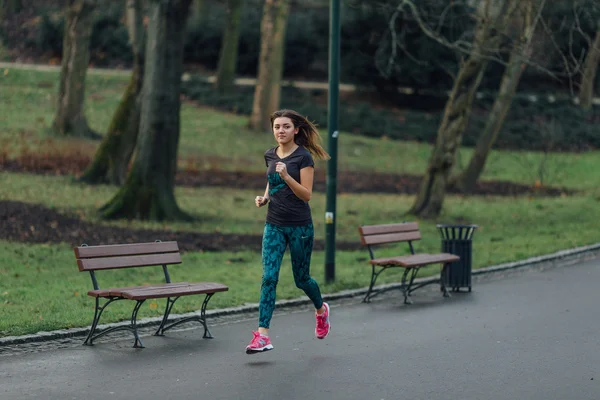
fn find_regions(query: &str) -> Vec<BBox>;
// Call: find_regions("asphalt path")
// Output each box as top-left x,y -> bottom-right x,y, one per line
1,260 -> 599,400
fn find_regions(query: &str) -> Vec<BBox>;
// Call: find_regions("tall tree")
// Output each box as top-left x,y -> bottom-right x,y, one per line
408,0 -> 520,218
453,0 -> 545,194
214,0 -> 244,94
100,0 -> 193,221
52,0 -> 99,138
79,0 -> 146,185
578,21 -> 600,110
248,0 -> 290,132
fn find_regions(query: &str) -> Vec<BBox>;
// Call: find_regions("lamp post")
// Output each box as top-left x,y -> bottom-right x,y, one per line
325,0 -> 340,283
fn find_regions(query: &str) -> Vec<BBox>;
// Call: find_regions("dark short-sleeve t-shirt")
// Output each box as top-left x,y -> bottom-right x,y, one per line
264,146 -> 314,226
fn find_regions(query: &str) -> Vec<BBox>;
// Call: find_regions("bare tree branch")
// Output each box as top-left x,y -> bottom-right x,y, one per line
379,0 -> 583,83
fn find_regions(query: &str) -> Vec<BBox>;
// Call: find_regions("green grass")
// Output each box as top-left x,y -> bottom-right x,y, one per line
2,170 -> 600,336
1,67 -> 599,189
1,66 -> 600,337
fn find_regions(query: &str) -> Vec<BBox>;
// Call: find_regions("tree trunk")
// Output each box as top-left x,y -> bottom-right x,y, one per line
214,0 -> 244,94
409,0 -> 519,218
247,0 -> 290,132
409,57 -> 489,218
79,0 -> 145,185
579,24 -> 600,111
52,0 -> 99,139
189,0 -> 205,29
454,0 -> 542,194
266,0 -> 289,114
100,0 -> 192,221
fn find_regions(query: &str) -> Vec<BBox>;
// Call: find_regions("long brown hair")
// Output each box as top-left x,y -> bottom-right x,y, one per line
270,109 -> 331,161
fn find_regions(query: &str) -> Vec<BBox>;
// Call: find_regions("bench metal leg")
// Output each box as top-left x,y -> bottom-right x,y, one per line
154,296 -> 178,336
363,265 -> 389,303
362,263 -> 454,306
130,300 -> 145,348
440,263 -> 451,298
363,266 -> 422,304
401,268 -> 420,305
363,265 -> 377,303
154,293 -> 215,339
84,298 -> 146,348
83,297 -> 111,346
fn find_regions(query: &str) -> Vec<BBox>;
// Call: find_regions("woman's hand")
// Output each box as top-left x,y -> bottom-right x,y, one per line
275,162 -> 289,180
255,196 -> 269,208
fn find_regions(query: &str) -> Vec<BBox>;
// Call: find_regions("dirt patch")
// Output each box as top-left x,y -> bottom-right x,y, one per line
0,153 -> 573,197
0,200 -> 361,252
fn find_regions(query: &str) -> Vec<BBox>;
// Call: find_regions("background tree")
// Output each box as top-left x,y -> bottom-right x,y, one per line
79,0 -> 146,185
214,0 -> 244,94
578,20 -> 600,110
52,0 -> 100,138
408,0 -> 520,218
247,0 -> 290,132
100,0 -> 192,221
453,0 -> 546,194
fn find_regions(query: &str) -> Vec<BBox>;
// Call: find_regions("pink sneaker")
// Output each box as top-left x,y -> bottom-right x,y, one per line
315,302 -> 331,339
245,331 -> 273,354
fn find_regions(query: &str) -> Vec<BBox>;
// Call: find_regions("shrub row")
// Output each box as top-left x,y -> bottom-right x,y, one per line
182,76 -> 599,152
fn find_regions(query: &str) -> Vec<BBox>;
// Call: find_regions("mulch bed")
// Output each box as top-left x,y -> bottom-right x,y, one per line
0,200 -> 360,252
1,154 -> 573,197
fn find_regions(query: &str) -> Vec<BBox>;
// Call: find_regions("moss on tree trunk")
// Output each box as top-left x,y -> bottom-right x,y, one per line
100,0 -> 192,221
79,65 -> 142,184
79,0 -> 145,185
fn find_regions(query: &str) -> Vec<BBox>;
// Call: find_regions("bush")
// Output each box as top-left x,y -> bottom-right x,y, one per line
181,76 -> 599,152
182,75 -> 440,141
463,95 -> 600,151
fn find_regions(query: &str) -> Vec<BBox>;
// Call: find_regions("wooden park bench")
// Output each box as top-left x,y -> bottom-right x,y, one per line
358,222 -> 459,304
74,241 -> 229,348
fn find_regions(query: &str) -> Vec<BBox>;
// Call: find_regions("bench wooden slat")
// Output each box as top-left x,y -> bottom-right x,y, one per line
359,222 -> 419,236
371,253 -> 459,267
119,282 -> 229,300
74,241 -> 180,259
360,231 -> 422,246
77,253 -> 182,271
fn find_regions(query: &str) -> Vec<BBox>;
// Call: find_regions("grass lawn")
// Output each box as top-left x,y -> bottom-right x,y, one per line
2,67 -> 599,190
1,66 -> 599,337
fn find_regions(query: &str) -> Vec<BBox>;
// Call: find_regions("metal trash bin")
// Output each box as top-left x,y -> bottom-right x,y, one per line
437,224 -> 478,292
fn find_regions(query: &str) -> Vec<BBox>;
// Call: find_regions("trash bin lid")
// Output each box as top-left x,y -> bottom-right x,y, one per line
436,224 -> 478,229
436,224 -> 478,240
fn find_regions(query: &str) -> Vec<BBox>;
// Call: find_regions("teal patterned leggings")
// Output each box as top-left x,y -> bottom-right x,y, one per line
259,223 -> 323,329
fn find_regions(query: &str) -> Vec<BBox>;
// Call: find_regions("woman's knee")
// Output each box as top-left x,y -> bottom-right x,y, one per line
262,275 -> 279,288
294,276 -> 312,290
